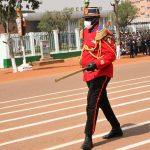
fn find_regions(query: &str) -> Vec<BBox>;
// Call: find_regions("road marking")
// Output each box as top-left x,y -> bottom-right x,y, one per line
0,98 -> 149,133
44,121 -> 150,150
109,85 -> 150,94
0,92 -> 149,123
1,75 -> 150,104
0,87 -> 87,104
1,84 -> 150,115
0,97 -> 85,115
1,80 -> 150,110
109,80 -> 150,90
116,139 -> 150,150
0,92 -> 86,110
0,110 -> 149,147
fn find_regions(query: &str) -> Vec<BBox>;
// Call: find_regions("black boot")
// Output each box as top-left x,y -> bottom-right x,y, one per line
81,135 -> 93,150
102,127 -> 123,139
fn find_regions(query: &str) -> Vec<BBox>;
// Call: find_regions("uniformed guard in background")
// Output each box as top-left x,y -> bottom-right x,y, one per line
80,1 -> 123,149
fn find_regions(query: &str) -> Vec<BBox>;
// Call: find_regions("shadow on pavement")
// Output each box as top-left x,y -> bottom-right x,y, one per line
93,123 -> 150,148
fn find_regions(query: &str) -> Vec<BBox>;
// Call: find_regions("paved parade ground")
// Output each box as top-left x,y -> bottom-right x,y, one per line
0,55 -> 150,150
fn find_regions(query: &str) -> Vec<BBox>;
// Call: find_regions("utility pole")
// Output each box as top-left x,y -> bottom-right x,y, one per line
16,0 -> 32,72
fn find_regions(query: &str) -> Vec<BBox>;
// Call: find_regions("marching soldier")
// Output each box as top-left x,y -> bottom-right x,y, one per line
80,1 -> 123,150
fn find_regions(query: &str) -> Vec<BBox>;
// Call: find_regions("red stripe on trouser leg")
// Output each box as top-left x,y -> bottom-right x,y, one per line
92,76 -> 108,134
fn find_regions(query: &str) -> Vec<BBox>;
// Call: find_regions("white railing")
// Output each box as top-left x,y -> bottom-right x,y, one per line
0,28 -> 81,68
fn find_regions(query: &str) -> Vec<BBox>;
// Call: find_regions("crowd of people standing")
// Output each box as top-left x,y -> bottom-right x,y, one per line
119,31 -> 150,58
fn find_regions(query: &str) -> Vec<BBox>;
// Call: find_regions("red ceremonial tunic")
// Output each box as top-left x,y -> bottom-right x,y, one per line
81,26 -> 116,82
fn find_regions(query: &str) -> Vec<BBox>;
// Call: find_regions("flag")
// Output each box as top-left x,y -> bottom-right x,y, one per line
107,14 -> 112,26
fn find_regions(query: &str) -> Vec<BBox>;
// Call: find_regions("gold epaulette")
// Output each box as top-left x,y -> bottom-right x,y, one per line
95,28 -> 112,41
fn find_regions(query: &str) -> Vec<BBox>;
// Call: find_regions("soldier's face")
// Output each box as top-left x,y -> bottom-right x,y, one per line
84,17 -> 99,29
84,17 -> 93,29
84,20 -> 92,29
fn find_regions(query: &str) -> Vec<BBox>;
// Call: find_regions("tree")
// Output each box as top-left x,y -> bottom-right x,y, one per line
111,0 -> 138,38
0,0 -> 16,33
0,0 -> 40,72
62,7 -> 73,32
38,8 -> 73,32
62,8 -> 73,48
0,0 -> 40,33
111,0 -> 120,45
118,0 -> 138,31
111,0 -> 138,59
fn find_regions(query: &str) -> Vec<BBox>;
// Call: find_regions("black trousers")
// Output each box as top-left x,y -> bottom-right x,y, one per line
84,76 -> 120,135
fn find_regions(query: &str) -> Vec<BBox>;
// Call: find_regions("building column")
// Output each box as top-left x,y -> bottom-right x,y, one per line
53,30 -> 59,53
132,25 -> 136,33
29,32 -> 35,56
75,28 -> 81,51
0,34 -> 10,68
148,23 -> 150,30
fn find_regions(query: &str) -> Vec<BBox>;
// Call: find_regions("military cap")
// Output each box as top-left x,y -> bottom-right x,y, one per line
84,7 -> 100,18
